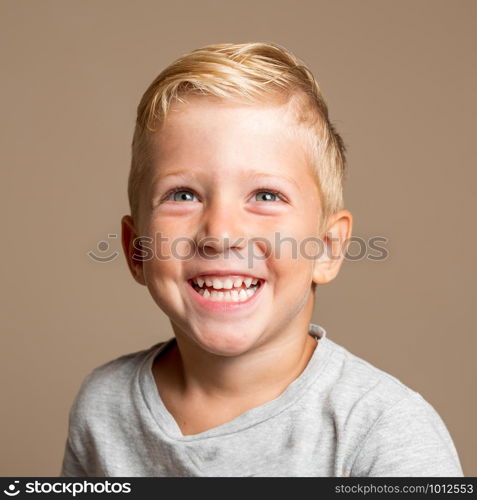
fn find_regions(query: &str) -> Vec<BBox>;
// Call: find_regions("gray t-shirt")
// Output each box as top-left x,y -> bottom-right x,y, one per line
60,323 -> 463,477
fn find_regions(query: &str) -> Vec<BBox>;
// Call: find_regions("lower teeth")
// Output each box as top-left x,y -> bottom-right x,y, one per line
196,285 -> 259,302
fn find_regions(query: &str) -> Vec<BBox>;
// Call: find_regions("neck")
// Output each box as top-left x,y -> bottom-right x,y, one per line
169,307 -> 317,403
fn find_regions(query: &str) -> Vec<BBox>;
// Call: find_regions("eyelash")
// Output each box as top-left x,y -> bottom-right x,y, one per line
161,186 -> 287,203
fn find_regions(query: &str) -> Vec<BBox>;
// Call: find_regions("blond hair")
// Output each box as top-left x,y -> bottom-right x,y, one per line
129,42 -> 347,232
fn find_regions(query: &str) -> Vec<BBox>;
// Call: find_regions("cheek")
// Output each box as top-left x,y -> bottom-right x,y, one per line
142,257 -> 188,314
298,235 -> 324,263
144,219 -> 196,262
140,229 -> 188,284
265,221 -> 321,264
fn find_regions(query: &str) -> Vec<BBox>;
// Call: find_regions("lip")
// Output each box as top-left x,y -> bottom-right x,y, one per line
185,279 -> 265,314
187,269 -> 264,280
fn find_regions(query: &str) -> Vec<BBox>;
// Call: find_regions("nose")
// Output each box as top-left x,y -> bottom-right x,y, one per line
195,195 -> 247,255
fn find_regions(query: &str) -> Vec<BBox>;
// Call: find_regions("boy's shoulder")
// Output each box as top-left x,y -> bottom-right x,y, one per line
68,330 -> 431,432
319,337 -> 463,476
71,332 -> 422,420
67,341 -> 168,424
320,336 -> 423,417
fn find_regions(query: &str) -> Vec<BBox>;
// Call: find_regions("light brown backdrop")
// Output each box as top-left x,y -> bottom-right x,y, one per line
1,0 -> 475,476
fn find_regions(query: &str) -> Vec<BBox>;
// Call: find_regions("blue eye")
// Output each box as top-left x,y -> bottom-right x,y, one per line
161,187 -> 285,204
254,190 -> 282,202
170,189 -> 197,202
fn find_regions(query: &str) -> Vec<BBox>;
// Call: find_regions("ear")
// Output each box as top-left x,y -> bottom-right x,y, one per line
312,210 -> 353,285
121,215 -> 147,286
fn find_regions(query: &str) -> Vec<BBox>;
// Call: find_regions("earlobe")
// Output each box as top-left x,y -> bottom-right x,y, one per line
121,215 -> 147,286
312,210 -> 353,286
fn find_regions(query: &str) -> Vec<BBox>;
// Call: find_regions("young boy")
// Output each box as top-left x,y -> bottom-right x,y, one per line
60,42 -> 463,477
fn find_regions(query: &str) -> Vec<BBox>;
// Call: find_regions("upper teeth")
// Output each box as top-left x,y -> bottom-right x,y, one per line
192,276 -> 259,289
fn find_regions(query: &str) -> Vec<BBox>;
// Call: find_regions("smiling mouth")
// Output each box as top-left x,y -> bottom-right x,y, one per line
188,276 -> 264,303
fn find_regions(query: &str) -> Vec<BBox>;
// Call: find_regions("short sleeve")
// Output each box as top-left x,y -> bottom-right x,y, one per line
350,392 -> 463,477
59,371 -> 96,477
60,437 -> 88,477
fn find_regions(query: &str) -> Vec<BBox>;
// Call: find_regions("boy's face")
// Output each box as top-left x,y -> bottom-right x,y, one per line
123,96 -> 349,357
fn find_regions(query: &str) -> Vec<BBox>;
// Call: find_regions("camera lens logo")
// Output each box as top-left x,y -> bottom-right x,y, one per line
3,481 -> 20,496
87,234 -> 119,263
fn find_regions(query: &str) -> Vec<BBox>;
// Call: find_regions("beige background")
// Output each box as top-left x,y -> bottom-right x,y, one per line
1,0 -> 475,476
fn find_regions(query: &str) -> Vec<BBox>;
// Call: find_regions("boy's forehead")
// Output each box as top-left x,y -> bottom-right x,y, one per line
150,96 -> 307,164
142,95 -> 322,204
138,94 -> 323,226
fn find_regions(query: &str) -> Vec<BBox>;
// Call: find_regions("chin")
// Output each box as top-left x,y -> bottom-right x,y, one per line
193,326 -> 260,357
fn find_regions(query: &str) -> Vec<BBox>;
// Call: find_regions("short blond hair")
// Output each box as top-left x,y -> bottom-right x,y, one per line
129,42 -> 347,231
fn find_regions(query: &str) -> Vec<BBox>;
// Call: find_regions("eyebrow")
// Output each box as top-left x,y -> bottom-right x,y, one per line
153,170 -> 199,183
154,170 -> 300,189
247,172 -> 300,189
